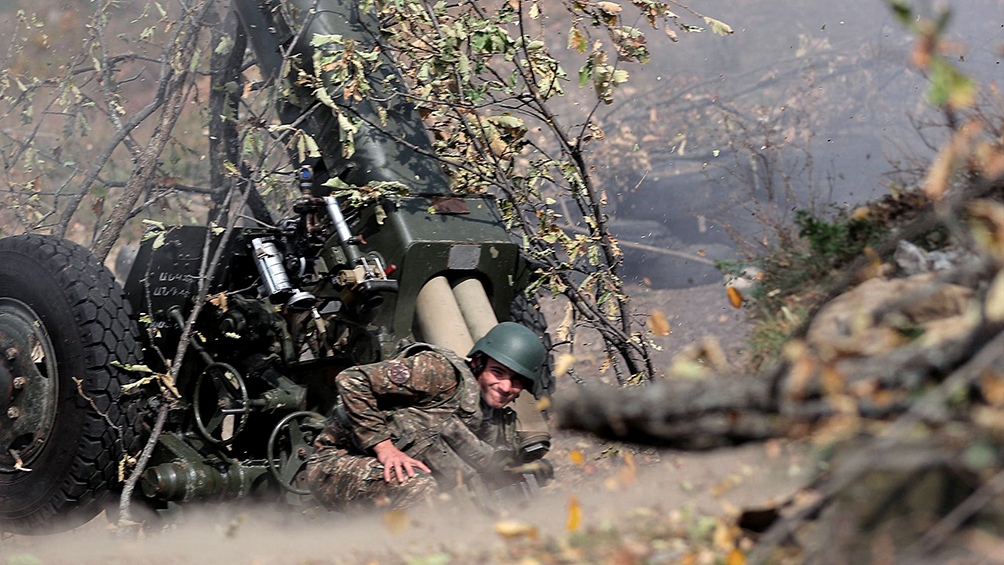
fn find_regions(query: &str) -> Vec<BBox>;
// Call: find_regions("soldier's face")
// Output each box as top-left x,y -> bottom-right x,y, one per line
477,357 -> 526,408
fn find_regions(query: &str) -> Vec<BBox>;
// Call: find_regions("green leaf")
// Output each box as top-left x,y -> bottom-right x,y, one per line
189,48 -> 202,73
302,133 -> 322,159
215,35 -> 234,55
888,0 -> 912,26
309,33 -> 343,47
110,361 -> 154,373
487,115 -> 524,129
406,551 -> 453,565
6,554 -> 43,565
703,16 -> 733,36
927,58 -> 976,109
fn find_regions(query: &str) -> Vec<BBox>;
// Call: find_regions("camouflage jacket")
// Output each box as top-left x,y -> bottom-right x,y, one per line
320,344 -> 517,484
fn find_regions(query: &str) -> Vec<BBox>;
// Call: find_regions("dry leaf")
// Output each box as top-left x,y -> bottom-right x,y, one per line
924,121 -> 981,199
727,548 -> 747,565
979,370 -> 1004,407
726,286 -> 743,308
968,199 -> 1004,264
208,292 -> 228,311
856,246 -> 885,281
535,396 -> 551,411
567,494 -> 582,532
648,309 -> 671,336
820,365 -> 846,396
381,509 -> 409,534
597,1 -> 622,14
556,303 -> 574,342
617,466 -> 636,489
494,519 -> 538,539
554,353 -> 576,378
569,449 -> 585,466
710,474 -> 742,497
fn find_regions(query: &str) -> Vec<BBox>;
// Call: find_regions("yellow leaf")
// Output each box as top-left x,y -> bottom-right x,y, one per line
986,271 -> 1004,324
535,396 -> 552,411
567,495 -> 582,532
569,449 -> 585,466
381,509 -> 409,534
598,353 -> 613,374
494,519 -> 538,539
727,548 -> 746,565
713,518 -> 734,550
851,206 -> 871,221
648,309 -> 671,336
726,286 -> 743,308
554,353 -> 576,378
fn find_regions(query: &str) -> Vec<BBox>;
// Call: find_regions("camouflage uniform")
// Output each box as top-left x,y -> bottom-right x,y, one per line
305,344 -> 517,510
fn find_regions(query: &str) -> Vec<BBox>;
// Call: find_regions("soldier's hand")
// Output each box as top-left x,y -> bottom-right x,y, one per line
373,439 -> 431,483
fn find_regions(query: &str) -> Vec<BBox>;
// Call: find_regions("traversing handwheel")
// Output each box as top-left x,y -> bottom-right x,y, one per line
193,362 -> 249,445
267,411 -> 324,495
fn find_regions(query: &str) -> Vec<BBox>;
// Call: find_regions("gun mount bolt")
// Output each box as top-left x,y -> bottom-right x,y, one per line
7,407 -> 19,419
12,376 -> 26,389
4,347 -> 17,361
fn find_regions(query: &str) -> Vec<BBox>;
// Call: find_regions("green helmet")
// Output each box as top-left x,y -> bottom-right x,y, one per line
469,322 -> 546,386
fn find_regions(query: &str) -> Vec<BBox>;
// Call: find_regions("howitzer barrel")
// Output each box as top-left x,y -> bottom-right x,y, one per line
414,275 -> 477,355
142,459 -> 268,502
232,0 -> 451,194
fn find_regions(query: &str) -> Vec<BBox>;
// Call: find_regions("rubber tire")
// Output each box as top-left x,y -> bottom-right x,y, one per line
0,235 -> 142,533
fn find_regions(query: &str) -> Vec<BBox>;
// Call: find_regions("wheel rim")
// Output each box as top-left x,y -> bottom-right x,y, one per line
0,298 -> 59,473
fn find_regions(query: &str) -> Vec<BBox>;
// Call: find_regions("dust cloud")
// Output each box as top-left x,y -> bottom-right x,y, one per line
1,442 -> 810,564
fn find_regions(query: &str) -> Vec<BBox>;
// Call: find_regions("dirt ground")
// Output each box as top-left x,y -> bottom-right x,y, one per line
1,283 -> 815,564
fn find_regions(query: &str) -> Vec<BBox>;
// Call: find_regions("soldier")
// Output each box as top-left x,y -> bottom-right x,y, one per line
305,322 -> 548,511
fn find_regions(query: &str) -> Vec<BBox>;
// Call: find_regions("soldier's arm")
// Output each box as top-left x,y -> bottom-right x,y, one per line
336,351 -> 458,450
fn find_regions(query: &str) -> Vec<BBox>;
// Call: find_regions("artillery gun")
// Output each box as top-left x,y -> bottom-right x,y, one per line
0,0 -> 550,532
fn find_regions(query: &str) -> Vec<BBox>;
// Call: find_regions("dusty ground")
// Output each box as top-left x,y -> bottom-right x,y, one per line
1,282 -> 815,564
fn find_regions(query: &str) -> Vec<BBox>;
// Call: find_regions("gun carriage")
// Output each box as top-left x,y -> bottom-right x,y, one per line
0,0 -> 550,531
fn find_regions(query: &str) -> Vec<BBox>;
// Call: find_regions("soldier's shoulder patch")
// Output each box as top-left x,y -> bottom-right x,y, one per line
387,360 -> 410,385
